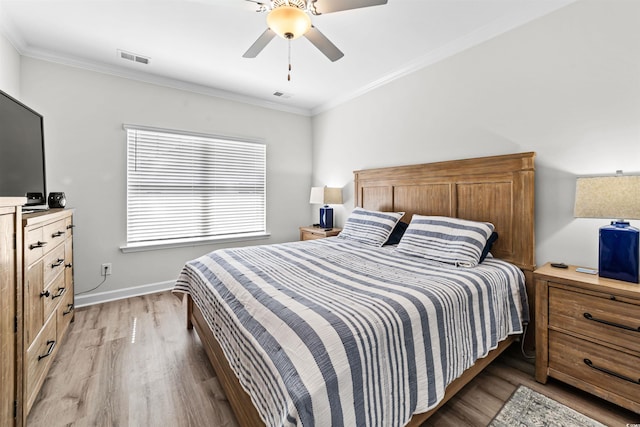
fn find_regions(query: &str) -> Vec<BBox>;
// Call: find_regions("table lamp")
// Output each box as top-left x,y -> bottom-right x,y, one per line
309,186 -> 342,229
574,173 -> 640,283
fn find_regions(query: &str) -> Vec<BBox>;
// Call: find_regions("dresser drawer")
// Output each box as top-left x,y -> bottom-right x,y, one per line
549,286 -> 640,353
43,218 -> 68,253
24,262 -> 44,346
24,226 -> 44,266
43,243 -> 66,287
25,315 -> 57,411
64,215 -> 73,234
64,229 -> 73,287
57,287 -> 75,340
549,330 -> 640,412
43,272 -> 66,323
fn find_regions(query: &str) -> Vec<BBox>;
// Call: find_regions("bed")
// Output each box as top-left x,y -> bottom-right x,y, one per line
173,152 -> 536,426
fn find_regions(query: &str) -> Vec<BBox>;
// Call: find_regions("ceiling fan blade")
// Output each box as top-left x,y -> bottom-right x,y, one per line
243,28 -> 276,58
245,0 -> 268,11
312,0 -> 387,15
304,26 -> 344,62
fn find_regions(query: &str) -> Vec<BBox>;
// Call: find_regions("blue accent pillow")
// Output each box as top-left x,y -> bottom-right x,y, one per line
338,207 -> 405,247
384,221 -> 409,246
396,215 -> 495,267
480,231 -> 498,263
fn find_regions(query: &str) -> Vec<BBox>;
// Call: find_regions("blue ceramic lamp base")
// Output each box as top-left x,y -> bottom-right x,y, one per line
319,205 -> 334,229
599,221 -> 639,283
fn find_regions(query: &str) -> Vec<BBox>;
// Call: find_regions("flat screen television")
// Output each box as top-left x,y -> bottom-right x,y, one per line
0,89 -> 47,207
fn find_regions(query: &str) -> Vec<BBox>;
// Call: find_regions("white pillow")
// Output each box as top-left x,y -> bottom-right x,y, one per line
338,207 -> 405,247
396,215 -> 494,267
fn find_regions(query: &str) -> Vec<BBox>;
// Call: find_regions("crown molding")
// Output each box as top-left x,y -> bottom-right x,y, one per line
311,0 -> 576,116
0,4 -> 26,52
0,1 -> 312,118
22,46 -> 312,116
2,0 -> 575,118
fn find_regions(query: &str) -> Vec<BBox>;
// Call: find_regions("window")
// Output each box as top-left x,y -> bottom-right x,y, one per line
123,125 -> 266,250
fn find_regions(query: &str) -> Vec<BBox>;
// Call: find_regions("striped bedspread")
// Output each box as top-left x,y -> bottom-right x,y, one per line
173,237 -> 529,427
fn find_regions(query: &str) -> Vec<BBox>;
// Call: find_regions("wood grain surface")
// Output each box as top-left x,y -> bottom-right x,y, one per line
1,210 -> 18,427
27,291 -> 636,427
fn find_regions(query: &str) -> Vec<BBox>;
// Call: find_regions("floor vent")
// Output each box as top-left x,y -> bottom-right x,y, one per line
118,49 -> 151,65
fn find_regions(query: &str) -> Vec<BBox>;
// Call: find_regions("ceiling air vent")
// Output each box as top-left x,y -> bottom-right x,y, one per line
118,49 -> 151,65
273,91 -> 292,99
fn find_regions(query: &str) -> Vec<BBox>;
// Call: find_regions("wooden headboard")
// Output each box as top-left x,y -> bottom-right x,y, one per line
354,152 -> 536,283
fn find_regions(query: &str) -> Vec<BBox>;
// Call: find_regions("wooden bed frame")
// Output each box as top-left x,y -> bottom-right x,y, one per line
185,152 -> 536,426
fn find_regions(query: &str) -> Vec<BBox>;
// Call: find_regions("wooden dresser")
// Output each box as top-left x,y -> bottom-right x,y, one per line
0,198 -> 25,427
21,209 -> 75,422
535,262 -> 640,414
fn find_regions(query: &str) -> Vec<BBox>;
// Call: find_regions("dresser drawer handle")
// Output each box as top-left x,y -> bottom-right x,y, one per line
583,312 -> 640,332
38,340 -> 56,361
63,303 -> 74,315
51,258 -> 65,268
29,241 -> 48,250
65,262 -> 73,269
66,224 -> 75,230
52,231 -> 64,238
584,359 -> 640,384
40,290 -> 50,298
51,287 -> 66,300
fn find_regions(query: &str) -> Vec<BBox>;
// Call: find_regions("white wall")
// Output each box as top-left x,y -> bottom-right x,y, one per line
5,0 -> 640,303
312,0 -> 640,269
0,31 -> 20,97
19,58 -> 313,302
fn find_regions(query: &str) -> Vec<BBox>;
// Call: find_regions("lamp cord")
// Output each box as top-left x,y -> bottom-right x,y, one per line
520,322 -> 535,359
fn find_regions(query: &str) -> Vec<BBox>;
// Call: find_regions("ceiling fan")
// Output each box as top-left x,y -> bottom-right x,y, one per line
242,0 -> 388,62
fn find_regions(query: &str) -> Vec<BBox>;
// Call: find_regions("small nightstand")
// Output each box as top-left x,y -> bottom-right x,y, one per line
299,226 -> 341,241
534,262 -> 640,413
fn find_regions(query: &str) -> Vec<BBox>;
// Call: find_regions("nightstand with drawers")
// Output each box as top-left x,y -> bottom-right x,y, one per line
299,226 -> 341,241
534,262 -> 640,413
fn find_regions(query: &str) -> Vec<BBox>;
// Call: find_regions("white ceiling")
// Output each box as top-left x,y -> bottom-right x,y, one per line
0,0 -> 575,115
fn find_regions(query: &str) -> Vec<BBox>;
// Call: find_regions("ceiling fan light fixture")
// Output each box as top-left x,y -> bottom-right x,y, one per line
267,5 -> 311,40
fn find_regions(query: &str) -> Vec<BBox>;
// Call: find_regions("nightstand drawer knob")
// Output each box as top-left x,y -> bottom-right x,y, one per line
584,359 -> 640,385
583,312 -> 640,332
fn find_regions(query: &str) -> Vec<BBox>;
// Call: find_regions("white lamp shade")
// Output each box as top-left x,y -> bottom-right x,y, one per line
574,175 -> 640,219
309,186 -> 343,205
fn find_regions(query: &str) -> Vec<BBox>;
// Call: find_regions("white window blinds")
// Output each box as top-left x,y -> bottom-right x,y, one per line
125,125 -> 266,245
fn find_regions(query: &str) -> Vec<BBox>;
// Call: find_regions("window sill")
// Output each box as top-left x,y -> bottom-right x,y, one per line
120,231 -> 271,253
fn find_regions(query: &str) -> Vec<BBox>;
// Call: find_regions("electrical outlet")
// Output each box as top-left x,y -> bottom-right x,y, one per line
101,263 -> 112,276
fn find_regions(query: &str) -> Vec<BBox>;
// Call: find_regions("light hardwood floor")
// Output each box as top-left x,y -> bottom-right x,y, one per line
28,291 -> 636,426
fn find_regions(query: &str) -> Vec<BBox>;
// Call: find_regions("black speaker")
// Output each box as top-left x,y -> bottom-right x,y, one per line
48,192 -> 66,209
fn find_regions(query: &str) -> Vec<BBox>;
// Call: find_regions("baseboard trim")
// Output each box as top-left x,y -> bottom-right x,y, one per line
74,280 -> 175,308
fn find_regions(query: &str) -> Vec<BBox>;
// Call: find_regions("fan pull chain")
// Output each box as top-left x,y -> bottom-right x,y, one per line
287,38 -> 292,81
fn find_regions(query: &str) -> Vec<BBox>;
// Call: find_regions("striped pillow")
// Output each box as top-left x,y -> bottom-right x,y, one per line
338,208 -> 405,247
397,215 -> 495,267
